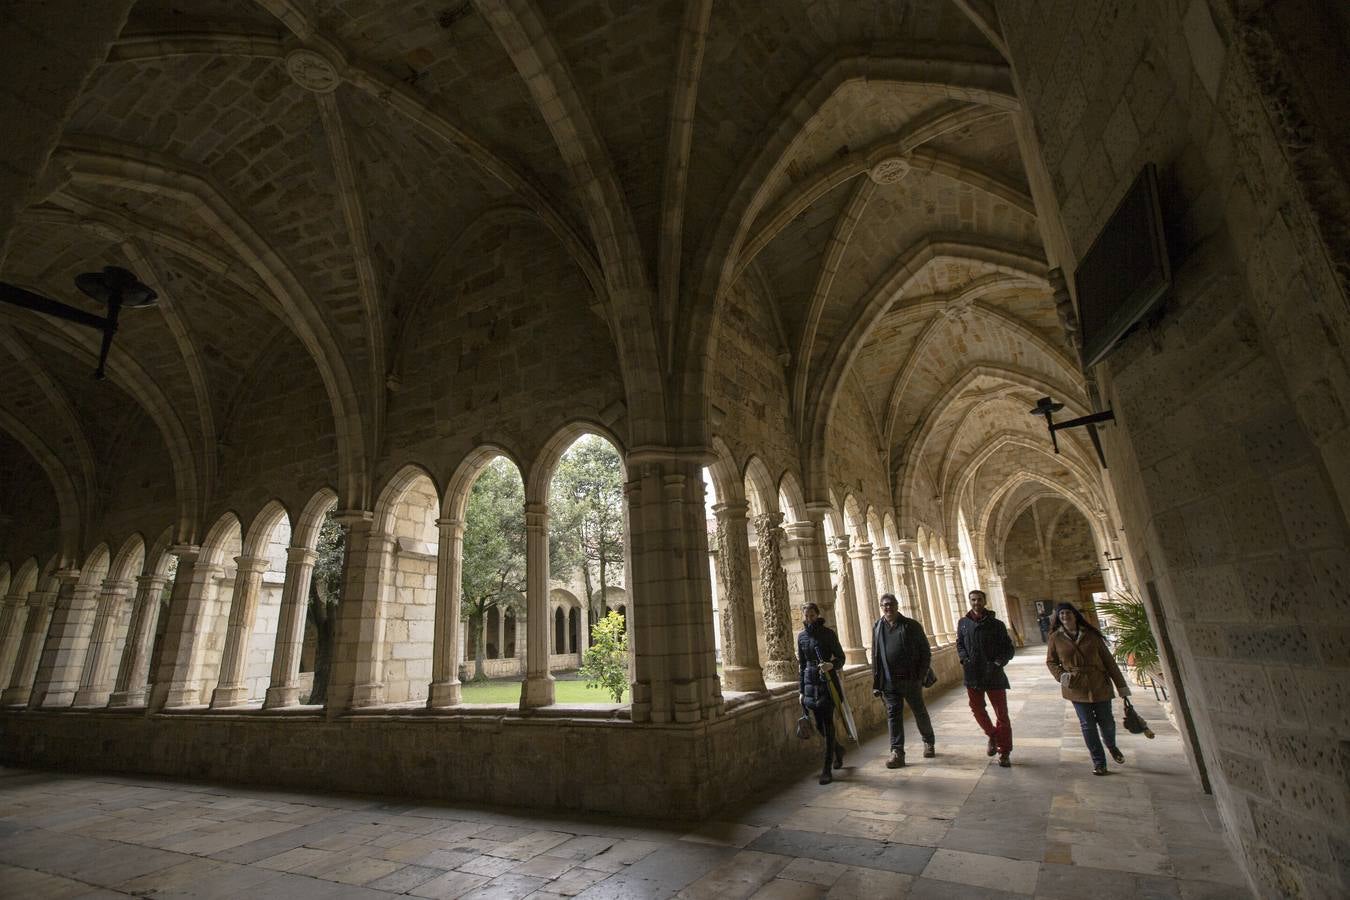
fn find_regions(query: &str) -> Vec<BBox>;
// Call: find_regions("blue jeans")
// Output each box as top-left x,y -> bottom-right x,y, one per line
1072,700 -> 1117,767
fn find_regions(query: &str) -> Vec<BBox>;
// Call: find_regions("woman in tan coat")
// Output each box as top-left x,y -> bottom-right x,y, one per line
1046,602 -> 1132,775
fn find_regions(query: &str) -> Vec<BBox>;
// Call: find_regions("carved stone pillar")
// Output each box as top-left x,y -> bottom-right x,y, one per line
520,503 -> 553,708
148,547 -> 219,710
895,541 -> 923,623
2,590 -> 56,705
828,536 -> 867,665
428,517 -> 465,707
848,540 -> 879,659
749,510 -> 794,685
986,572 -> 1015,642
29,569 -> 90,708
72,579 -> 133,706
260,547 -> 317,708
0,591 -> 32,690
624,450 -> 722,724
789,507 -> 836,630
324,513 -> 393,715
945,559 -> 966,626
925,561 -> 950,643
874,546 -> 895,596
209,556 -> 270,708
108,574 -> 169,708
710,501 -> 766,691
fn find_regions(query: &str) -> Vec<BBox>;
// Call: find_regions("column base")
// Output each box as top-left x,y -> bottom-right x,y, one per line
209,685 -> 249,709
426,680 -> 462,708
519,674 -> 554,708
71,687 -> 110,707
350,682 -> 385,708
147,681 -> 198,711
262,684 -> 300,709
1,686 -> 31,705
721,665 -> 767,693
761,659 -> 799,683
107,689 -> 146,708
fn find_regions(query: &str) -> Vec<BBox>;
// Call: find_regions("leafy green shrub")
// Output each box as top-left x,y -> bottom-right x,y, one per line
579,611 -> 629,702
1097,592 -> 1160,676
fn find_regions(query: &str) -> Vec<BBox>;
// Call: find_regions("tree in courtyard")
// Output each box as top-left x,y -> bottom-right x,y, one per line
461,457 -> 526,681
578,610 -> 628,702
548,435 -> 625,626
306,511 -> 345,705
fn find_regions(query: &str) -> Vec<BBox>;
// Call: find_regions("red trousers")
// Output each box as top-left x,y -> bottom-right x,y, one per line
966,687 -> 1012,754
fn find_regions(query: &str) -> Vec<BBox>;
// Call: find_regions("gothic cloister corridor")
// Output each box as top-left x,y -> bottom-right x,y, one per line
0,657 -> 1243,899
2,0 -> 1347,897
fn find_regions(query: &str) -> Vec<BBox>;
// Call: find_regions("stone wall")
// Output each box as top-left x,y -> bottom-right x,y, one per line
0,645 -> 963,818
999,1 -> 1350,895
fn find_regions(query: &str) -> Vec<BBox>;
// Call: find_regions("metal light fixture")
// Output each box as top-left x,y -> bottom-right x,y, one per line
1029,396 -> 1115,468
0,266 -> 157,379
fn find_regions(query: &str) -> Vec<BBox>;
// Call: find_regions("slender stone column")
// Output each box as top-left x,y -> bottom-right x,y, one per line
874,546 -> 895,596
828,536 -> 867,665
624,451 -> 722,724
749,510 -> 796,685
848,540 -> 879,659
148,547 -> 221,710
29,570 -> 90,708
901,542 -> 923,626
261,547 -> 317,708
945,559 -> 966,626
925,561 -> 950,643
3,590 -> 56,705
72,579 -> 133,706
208,556 -> 270,708
0,591 -> 32,689
787,510 -> 835,631
428,517 -> 465,707
326,512 -> 392,714
520,503 -> 554,707
709,501 -> 766,691
108,574 -> 169,708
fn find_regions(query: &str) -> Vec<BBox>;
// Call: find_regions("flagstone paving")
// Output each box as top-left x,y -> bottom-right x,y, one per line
0,656 -> 1249,898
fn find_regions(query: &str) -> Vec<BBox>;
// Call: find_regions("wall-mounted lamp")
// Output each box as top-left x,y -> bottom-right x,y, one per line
1029,396 -> 1115,468
0,266 -> 157,379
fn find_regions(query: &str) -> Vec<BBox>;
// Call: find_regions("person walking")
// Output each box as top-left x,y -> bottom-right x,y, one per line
798,602 -> 846,785
871,593 -> 935,768
1045,601 -> 1132,775
957,590 -> 1015,767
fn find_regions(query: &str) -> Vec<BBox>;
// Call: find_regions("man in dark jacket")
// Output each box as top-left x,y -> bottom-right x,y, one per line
871,594 -> 935,768
956,590 -> 1016,767
798,603 -> 846,784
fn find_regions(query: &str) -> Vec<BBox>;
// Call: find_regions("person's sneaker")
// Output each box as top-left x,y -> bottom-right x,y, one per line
998,753 -> 1011,768
1108,746 -> 1125,764
819,770 -> 833,785
886,750 -> 905,768
986,736 -> 997,757
923,742 -> 936,758
834,743 -> 845,770
1092,764 -> 1108,776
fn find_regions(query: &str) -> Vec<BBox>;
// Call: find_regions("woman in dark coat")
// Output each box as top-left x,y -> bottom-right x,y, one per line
1045,601 -> 1132,775
798,602 -> 846,784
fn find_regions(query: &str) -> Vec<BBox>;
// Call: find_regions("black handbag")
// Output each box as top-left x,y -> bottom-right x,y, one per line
922,667 -> 938,688
1121,699 -> 1154,739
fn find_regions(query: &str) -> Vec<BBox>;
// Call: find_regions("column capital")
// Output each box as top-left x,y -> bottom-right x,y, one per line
233,555 -> 270,574
524,502 -> 548,529
782,519 -> 817,541
626,444 -> 716,467
848,541 -> 874,558
947,555 -> 962,567
169,543 -> 201,561
896,538 -> 919,553
751,509 -> 783,529
712,499 -> 750,521
98,578 -> 134,596
332,508 -> 374,527
831,534 -> 850,553
135,573 -> 170,591
285,546 -> 319,565
874,545 -> 891,559
54,568 -> 81,585
435,516 -> 464,531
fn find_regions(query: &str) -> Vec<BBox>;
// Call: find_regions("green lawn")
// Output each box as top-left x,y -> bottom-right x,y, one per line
459,678 -> 626,705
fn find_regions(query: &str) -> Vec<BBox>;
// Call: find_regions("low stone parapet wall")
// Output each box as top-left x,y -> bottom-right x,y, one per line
0,646 -> 962,819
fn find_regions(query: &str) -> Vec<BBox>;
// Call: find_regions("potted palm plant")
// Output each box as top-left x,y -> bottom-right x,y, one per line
1096,592 -> 1160,683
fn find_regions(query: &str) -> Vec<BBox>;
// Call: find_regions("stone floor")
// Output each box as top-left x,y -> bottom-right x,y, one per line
0,655 -> 1250,899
